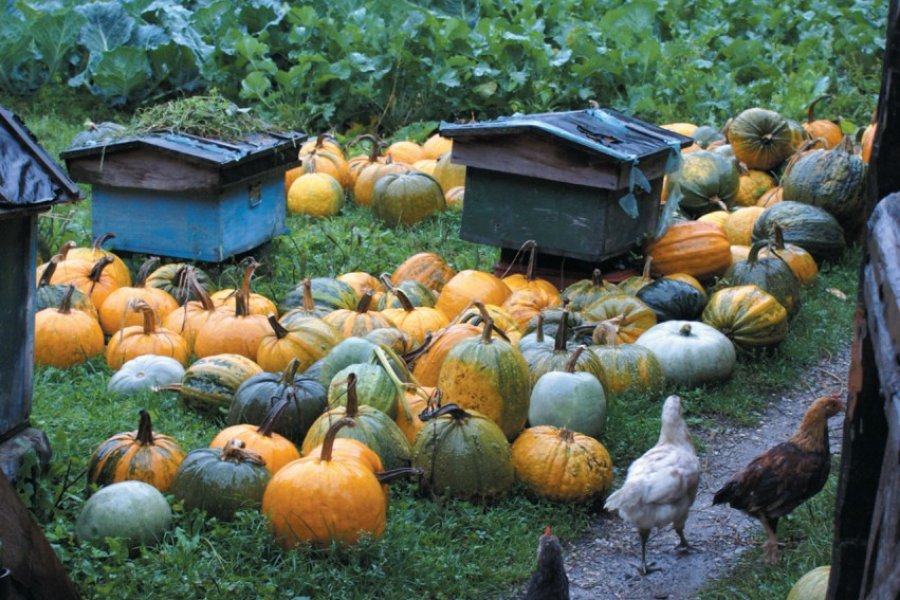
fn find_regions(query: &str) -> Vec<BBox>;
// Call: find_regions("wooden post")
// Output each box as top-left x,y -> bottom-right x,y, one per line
828,1 -> 900,597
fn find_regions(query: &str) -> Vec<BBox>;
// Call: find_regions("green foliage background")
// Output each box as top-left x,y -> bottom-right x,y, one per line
1,0 -> 886,130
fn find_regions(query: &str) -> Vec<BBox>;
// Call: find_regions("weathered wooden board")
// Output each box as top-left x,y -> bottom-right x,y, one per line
0,214 -> 36,438
459,166 -> 661,262
66,148 -> 221,193
92,173 -> 287,262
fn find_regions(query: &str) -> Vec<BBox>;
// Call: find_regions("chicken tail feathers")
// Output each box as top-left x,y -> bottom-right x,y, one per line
604,485 -> 635,513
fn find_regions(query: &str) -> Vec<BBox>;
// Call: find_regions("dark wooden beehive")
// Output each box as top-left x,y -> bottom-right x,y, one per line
61,129 -> 305,262
440,109 -> 692,263
0,106 -> 81,479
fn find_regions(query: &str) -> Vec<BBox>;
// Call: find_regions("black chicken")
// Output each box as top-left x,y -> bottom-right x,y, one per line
524,527 -> 569,600
713,394 -> 844,563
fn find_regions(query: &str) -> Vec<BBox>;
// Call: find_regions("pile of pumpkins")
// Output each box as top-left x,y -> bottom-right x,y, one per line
284,132 -> 466,226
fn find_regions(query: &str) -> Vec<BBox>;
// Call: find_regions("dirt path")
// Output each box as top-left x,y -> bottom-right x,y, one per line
557,347 -> 850,600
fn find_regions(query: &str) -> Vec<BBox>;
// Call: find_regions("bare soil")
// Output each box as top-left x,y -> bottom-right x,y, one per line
538,347 -> 849,600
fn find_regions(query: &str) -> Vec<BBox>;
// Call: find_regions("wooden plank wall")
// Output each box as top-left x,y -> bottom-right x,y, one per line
828,0 -> 900,597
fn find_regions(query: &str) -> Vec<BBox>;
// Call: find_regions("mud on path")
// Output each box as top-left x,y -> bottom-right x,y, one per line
556,347 -> 849,600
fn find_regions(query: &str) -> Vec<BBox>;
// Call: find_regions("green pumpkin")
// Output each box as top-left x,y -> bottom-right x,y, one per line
636,279 -> 707,322
528,347 -> 608,439
279,277 -> 358,314
176,354 -> 263,415
412,404 -> 513,501
523,307 -> 584,339
725,241 -> 801,318
170,441 -> 271,521
437,318 -> 531,440
667,150 -> 740,215
781,138 -> 867,231
365,327 -> 414,355
636,321 -> 736,387
752,201 -> 846,263
318,337 -> 409,389
277,279 -> 332,321
589,323 -> 665,398
786,566 -> 830,600
692,125 -> 726,149
145,262 -> 216,305
327,363 -> 401,419
727,108 -> 795,171
562,269 -> 620,312
226,359 -> 327,445
76,481 -> 172,548
702,285 -> 789,349
302,373 -> 411,469
521,309 -> 604,386
376,278 -> 436,309
371,171 -> 446,227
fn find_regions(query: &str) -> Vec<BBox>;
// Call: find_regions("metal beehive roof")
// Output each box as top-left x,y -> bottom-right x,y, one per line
440,108 -> 692,161
0,107 -> 82,212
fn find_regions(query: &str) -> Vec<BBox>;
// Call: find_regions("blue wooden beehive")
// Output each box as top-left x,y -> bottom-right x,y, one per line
61,129 -> 305,262
0,106 -> 82,479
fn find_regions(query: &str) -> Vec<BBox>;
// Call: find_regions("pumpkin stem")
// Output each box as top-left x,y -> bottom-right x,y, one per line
135,257 -> 160,288
591,268 -> 604,288
558,428 -> 576,444
345,373 -> 360,417
281,357 -> 301,385
306,152 -> 318,174
221,438 -> 266,466
402,332 -> 433,366
302,278 -> 315,312
375,467 -> 424,484
57,285 -> 76,314
591,320 -> 619,347
524,239 -> 538,282
420,402 -> 469,422
394,288 -> 415,313
679,323 -> 693,337
806,94 -> 832,124
320,418 -> 356,462
379,272 -> 397,292
257,399 -> 291,438
267,313 -> 289,339
554,308 -> 570,352
534,313 -> 545,343
640,256 -> 653,281
356,290 -> 374,313
239,257 -> 260,302
188,269 -> 216,312
480,314 -> 495,344
373,346 -> 412,421
57,240 -> 76,260
564,345 -> 586,373
88,256 -> 115,284
747,240 -> 766,264
234,289 -> 250,318
131,299 -> 157,334
38,255 -> 61,287
136,410 -> 155,446
92,232 -> 116,251
772,224 -> 786,250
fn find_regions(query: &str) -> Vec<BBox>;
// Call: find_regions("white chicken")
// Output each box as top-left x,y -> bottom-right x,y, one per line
604,395 -> 700,575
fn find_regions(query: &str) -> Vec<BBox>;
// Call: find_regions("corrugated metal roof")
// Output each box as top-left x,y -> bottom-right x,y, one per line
60,129 -> 306,170
0,107 -> 82,211
440,108 -> 692,161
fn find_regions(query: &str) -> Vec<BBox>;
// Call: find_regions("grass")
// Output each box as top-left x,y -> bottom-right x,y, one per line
6,88 -> 861,598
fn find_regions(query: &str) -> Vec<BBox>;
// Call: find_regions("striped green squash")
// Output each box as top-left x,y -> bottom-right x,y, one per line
377,278 -> 436,309
589,324 -> 665,398
178,354 -> 263,414
562,269 -> 620,313
302,373 -> 410,469
279,277 -> 358,314
702,285 -> 789,349
437,319 -> 530,440
327,363 -> 401,419
751,201 -> 846,263
522,310 -> 604,386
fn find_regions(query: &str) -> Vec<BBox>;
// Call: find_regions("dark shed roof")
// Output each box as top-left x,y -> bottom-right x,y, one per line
0,107 -> 82,213
440,108 -> 692,161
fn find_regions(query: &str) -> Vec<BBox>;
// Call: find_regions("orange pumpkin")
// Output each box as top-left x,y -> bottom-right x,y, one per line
861,121 -> 876,164
411,323 -> 481,387
347,135 -> 384,187
256,314 -> 342,373
646,221 -> 732,280
758,224 -> 818,287
735,166 -> 777,207
391,252 -> 457,292
353,158 -> 410,207
162,271 -> 220,354
723,206 -> 766,246
87,410 -> 186,492
501,240 -> 561,303
105,300 -> 189,370
803,94 -> 843,149
211,257 -> 278,318
422,134 -> 452,160
435,270 -> 512,319
757,186 -> 784,208
380,290 -> 449,346
34,285 -> 105,368
324,291 -> 396,337
193,290 -> 271,360
210,400 -> 301,474
49,255 -> 121,310
385,140 -> 424,165
303,149 -> 352,190
337,271 -> 384,299
98,257 -> 179,335
395,386 -> 436,444
65,233 -> 132,288
299,132 -> 344,158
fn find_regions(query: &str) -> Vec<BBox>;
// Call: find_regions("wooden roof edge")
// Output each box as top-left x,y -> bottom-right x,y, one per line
0,107 -> 83,203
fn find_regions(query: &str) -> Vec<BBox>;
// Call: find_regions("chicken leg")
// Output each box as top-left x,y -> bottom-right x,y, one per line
635,529 -> 660,576
760,515 -> 780,564
675,527 -> 694,553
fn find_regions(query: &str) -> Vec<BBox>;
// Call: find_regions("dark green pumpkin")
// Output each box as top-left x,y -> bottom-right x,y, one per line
371,171 -> 446,227
411,404 -> 513,501
327,363 -> 401,419
751,201 -> 846,263
523,307 -> 584,339
636,279 -> 707,322
170,440 -> 271,521
666,150 -> 740,215
727,108 -> 795,171
279,277 -> 358,314
562,269 -> 619,313
302,373 -> 411,469
318,337 -> 409,389
781,139 -> 867,231
726,241 -> 801,318
226,360 -> 327,445
521,309 -> 604,386
376,277 -> 436,309
145,263 -> 216,305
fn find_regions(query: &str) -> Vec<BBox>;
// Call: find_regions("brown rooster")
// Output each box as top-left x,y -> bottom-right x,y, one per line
713,394 -> 844,563
523,527 -> 569,600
